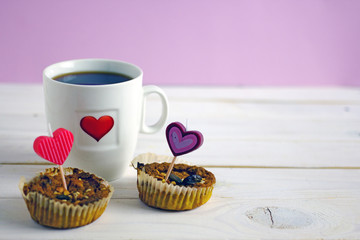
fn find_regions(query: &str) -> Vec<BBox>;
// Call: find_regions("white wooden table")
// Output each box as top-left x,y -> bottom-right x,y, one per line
1,84 -> 360,239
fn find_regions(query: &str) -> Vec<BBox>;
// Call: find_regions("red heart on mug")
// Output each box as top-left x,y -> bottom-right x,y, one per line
33,128 -> 74,165
166,122 -> 204,156
80,115 -> 114,142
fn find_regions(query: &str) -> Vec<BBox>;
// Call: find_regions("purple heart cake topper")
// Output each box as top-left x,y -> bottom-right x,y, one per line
164,121 -> 204,181
166,122 -> 204,156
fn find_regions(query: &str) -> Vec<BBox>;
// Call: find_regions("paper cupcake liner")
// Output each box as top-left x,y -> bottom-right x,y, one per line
132,153 -> 214,211
19,168 -> 114,229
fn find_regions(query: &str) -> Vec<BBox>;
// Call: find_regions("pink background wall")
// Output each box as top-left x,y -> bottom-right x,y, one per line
1,0 -> 359,86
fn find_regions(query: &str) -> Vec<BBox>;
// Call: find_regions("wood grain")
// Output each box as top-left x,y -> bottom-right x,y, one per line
1,84 -> 360,239
3,165 -> 360,239
1,85 -> 360,167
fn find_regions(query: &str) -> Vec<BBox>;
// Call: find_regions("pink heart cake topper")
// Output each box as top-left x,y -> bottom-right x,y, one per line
80,115 -> 114,142
33,128 -> 74,165
166,122 -> 204,156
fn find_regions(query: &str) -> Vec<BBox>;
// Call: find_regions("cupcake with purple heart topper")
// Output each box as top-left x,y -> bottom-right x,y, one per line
132,122 -> 216,211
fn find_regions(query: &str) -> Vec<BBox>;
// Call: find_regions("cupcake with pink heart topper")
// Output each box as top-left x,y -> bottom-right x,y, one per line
19,128 -> 113,228
132,122 -> 216,211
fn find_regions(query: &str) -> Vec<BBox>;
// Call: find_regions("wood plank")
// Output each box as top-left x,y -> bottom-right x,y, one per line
1,198 -> 359,240
162,86 -> 360,103
2,85 -> 360,239
3,85 -> 355,104
2,118 -> 360,167
3,101 -> 360,137
4,164 -> 360,199
1,85 -> 360,167
135,138 -> 360,168
1,103 -> 360,167
2,165 -> 360,239
2,137 -> 360,167
5,164 -> 360,198
1,85 -> 360,116
0,84 -> 45,115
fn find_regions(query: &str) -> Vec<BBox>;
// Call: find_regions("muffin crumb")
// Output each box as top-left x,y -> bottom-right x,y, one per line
137,162 -> 216,187
23,167 -> 111,206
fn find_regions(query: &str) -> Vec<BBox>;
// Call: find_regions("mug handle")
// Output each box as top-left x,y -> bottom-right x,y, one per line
140,85 -> 169,134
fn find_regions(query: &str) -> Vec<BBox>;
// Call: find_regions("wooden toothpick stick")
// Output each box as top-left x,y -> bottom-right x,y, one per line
164,156 -> 177,182
48,124 -> 67,190
59,165 -> 67,191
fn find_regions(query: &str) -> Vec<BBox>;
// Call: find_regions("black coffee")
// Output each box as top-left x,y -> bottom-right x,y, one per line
53,71 -> 132,85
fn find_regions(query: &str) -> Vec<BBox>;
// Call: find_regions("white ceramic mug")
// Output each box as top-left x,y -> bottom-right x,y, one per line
43,59 -> 169,180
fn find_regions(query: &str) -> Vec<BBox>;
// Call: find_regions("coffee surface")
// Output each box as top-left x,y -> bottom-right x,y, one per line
54,71 -> 132,85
